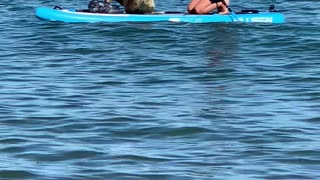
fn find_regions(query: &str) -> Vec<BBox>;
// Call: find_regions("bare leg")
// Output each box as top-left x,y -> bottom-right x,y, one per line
188,0 -> 229,14
200,2 -> 219,14
188,0 -> 201,13
189,0 -> 218,14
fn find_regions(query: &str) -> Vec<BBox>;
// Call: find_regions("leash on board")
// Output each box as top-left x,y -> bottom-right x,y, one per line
219,0 -> 240,22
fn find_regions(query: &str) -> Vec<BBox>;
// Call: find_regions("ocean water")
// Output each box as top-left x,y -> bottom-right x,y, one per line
0,0 -> 320,179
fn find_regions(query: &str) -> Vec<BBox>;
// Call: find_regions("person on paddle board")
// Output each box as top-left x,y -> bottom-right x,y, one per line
188,0 -> 229,14
107,0 -> 155,13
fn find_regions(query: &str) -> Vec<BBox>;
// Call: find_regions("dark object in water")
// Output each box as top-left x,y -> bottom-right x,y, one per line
88,0 -> 123,13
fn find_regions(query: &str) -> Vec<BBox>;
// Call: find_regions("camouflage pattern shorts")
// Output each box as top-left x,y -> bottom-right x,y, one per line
88,0 -> 123,13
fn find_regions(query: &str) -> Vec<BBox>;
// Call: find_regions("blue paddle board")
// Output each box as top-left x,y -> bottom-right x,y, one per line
35,6 -> 285,23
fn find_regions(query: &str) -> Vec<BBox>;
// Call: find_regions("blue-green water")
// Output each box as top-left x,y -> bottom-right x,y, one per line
1,0 -> 320,179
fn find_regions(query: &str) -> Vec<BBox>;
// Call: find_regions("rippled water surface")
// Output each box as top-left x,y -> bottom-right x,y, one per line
1,0 -> 320,179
